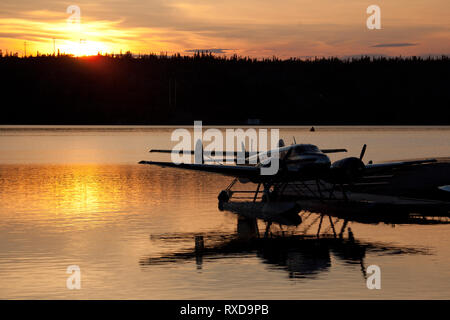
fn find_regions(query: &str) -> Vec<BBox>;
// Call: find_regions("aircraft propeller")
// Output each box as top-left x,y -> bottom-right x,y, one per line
328,144 -> 367,184
359,144 -> 367,161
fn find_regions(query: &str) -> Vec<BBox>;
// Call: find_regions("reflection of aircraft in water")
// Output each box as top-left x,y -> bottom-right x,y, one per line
140,140 -> 450,220
140,216 -> 431,280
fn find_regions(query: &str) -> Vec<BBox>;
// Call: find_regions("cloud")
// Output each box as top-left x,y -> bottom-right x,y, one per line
185,48 -> 231,54
371,43 -> 418,48
0,0 -> 449,57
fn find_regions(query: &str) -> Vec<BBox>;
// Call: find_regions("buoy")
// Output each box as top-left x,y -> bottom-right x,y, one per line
195,235 -> 204,253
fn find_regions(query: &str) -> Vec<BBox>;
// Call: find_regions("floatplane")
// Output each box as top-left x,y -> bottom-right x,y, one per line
140,139 -> 450,235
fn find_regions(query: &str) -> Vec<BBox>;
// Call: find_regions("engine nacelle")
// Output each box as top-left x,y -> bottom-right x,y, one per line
329,157 -> 365,184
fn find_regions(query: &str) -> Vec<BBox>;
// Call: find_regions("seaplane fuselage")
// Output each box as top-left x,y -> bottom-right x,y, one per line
242,144 -> 332,183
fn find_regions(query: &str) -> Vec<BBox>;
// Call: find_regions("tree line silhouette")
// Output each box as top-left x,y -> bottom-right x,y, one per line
0,51 -> 449,125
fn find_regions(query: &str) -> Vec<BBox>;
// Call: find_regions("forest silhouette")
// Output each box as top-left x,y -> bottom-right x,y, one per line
1,51 -> 449,125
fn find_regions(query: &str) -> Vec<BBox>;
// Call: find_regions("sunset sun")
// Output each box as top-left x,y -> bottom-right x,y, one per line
59,39 -> 110,56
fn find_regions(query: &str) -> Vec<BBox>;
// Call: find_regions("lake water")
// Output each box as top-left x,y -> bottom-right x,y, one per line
1,126 -> 450,299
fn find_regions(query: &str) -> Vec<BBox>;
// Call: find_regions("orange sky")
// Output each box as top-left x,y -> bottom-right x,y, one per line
0,0 -> 449,58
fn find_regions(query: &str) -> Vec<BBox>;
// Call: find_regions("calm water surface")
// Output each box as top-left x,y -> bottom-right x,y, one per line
0,126 -> 450,299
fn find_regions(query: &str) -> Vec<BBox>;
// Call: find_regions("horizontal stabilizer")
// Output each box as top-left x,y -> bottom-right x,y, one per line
150,149 -> 251,157
321,149 -> 347,153
150,149 -> 193,154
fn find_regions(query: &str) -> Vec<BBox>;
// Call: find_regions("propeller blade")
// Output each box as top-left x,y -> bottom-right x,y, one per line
283,145 -> 294,161
359,144 -> 367,161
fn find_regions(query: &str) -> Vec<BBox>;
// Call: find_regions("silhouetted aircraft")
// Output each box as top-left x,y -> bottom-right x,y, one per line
140,140 -> 443,206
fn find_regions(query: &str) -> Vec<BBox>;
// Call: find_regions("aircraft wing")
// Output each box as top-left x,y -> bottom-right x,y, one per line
364,159 -> 437,174
139,160 -> 261,179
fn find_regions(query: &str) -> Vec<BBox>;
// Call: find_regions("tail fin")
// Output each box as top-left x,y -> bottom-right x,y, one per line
194,139 -> 204,164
